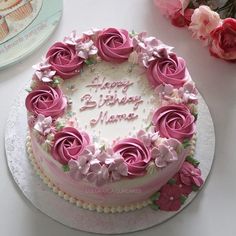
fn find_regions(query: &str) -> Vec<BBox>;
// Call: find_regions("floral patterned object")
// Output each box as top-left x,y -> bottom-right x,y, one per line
154,0 -> 236,62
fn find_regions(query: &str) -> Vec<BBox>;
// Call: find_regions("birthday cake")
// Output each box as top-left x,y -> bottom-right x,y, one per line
25,27 -> 204,213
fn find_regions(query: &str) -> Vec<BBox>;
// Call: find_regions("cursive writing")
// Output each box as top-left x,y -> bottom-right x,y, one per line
86,76 -> 133,93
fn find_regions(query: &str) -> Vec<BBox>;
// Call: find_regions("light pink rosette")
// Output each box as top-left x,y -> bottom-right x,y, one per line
25,85 -> 67,119
96,28 -> 133,63
113,138 -> 151,176
152,104 -> 195,141
52,127 -> 90,165
46,42 -> 84,79
147,53 -> 187,88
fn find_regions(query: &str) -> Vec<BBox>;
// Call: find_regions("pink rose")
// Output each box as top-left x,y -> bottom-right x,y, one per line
25,85 -> 67,119
46,42 -> 84,79
209,18 -> 236,62
113,138 -> 151,176
96,28 -> 133,63
154,0 -> 190,17
189,6 -> 221,43
152,104 -> 195,141
52,127 -> 90,165
147,53 -> 187,88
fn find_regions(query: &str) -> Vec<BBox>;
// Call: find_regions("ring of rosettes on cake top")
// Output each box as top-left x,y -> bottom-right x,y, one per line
25,27 -> 204,212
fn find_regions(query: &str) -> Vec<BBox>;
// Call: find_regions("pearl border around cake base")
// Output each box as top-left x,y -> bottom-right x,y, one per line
5,88 -> 215,234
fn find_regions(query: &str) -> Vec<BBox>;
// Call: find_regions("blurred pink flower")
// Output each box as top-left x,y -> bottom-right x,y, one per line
154,0 -> 190,17
189,5 -> 221,44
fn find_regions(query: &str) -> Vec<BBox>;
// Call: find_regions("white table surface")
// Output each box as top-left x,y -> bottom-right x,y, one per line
0,0 -> 236,235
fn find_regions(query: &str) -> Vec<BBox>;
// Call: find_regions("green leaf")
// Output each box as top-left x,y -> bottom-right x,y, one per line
99,144 -> 106,152
182,139 -> 191,149
85,59 -> 94,65
180,195 -> 188,205
192,185 -> 200,192
62,165 -> 70,172
129,29 -> 137,37
145,122 -> 152,131
56,122 -> 64,131
67,111 -> 75,117
150,204 -> 159,211
168,178 -> 176,185
186,156 -> 200,167
193,113 -> 198,120
150,192 -> 160,202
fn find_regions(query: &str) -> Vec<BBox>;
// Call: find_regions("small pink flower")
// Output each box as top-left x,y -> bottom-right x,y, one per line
133,32 -> 173,67
151,138 -> 181,168
34,114 -> 52,136
179,162 -> 204,187
155,84 -> 174,101
189,6 -> 221,44
33,57 -> 56,83
156,184 -> 182,211
137,130 -> 159,147
106,155 -> 128,181
178,81 -> 198,104
64,30 -> 82,45
68,145 -> 96,180
173,173 -> 192,196
32,57 -> 51,71
34,69 -> 56,83
76,39 -> 98,59
87,160 -> 109,186
95,149 -> 128,181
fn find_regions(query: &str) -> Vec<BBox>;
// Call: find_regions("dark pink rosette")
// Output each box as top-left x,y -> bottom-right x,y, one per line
152,104 -> 195,141
96,28 -> 133,63
147,53 -> 187,88
52,127 -> 90,165
46,42 -> 84,79
113,138 -> 151,176
25,85 -> 67,119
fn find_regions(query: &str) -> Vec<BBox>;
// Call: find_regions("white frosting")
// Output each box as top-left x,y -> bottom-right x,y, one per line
61,61 -> 158,144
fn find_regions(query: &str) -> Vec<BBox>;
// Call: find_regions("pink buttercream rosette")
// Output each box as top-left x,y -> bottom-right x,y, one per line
113,138 -> 151,176
52,127 -> 90,165
147,53 -> 187,88
152,104 -> 196,141
46,42 -> 84,79
96,28 -> 133,63
25,85 -> 67,119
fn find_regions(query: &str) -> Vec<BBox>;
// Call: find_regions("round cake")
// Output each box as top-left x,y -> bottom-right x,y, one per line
25,27 -> 203,213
